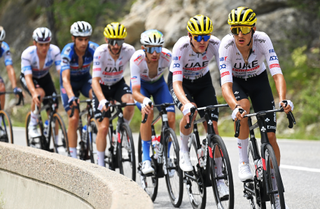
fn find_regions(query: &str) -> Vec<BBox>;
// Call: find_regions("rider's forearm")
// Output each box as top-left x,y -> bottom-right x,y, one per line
132,87 -> 145,104
221,82 -> 238,110
173,81 -> 189,106
25,75 -> 36,96
6,65 -> 17,89
273,74 -> 287,102
62,70 -> 75,98
91,77 -> 105,102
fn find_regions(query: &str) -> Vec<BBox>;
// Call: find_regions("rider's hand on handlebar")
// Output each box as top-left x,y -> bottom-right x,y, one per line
98,99 -> 110,112
13,87 -> 22,95
232,106 -> 246,121
183,103 -> 195,123
279,100 -> 294,114
142,97 -> 153,114
32,94 -> 41,107
68,96 -> 78,107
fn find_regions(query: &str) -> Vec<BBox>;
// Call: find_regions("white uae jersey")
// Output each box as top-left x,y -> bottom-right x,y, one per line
92,43 -> 135,86
219,31 -> 282,86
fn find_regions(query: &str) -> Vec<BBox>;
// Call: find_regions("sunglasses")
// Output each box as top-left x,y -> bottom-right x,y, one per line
193,34 -> 211,42
37,37 -> 51,43
108,39 -> 124,46
230,26 -> 252,35
144,46 -> 162,54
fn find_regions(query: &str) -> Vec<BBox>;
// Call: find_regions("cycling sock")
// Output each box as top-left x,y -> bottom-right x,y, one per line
237,138 -> 249,164
0,116 -> 2,126
214,157 -> 223,177
142,140 -> 151,161
124,118 -> 131,125
180,132 -> 190,153
30,112 -> 39,126
69,147 -> 77,158
55,135 -> 59,144
167,141 -> 172,158
97,151 -> 105,167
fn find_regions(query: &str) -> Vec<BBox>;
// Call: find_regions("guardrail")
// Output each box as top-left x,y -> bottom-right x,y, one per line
0,142 -> 153,209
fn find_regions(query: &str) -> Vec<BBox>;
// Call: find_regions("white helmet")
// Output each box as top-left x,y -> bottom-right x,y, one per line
32,27 -> 52,43
70,21 -> 92,37
0,26 -> 5,41
140,29 -> 164,46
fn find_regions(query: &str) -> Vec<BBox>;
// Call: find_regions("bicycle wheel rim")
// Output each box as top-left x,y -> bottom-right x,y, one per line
118,123 -> 136,181
52,113 -> 69,156
164,128 -> 183,207
264,144 -> 285,209
209,135 -> 234,209
0,110 -> 14,144
186,133 -> 206,209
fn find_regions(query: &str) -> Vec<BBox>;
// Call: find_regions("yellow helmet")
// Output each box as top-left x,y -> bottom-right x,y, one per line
186,15 -> 213,35
228,7 -> 257,26
104,22 -> 127,39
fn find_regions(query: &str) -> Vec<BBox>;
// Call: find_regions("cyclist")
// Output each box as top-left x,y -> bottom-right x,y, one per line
130,29 -> 175,174
219,7 -> 293,208
0,26 -> 22,138
20,27 -> 61,138
60,21 -> 99,159
92,22 -> 135,167
168,15 -> 229,197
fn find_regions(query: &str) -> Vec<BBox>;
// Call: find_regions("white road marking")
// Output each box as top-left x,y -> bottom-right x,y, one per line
281,164 -> 320,173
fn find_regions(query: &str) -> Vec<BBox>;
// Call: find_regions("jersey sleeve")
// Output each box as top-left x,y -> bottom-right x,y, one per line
60,44 -> 72,72
170,41 -> 184,82
52,45 -> 61,71
92,47 -> 103,78
21,48 -> 32,75
219,35 -> 234,86
259,33 -> 282,76
2,42 -> 13,66
130,52 -> 143,88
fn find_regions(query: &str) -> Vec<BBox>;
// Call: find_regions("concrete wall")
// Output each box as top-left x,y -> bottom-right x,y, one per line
0,142 -> 153,209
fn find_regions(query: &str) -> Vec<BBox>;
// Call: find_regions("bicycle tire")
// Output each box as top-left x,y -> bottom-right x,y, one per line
137,133 -> 158,201
25,112 -> 46,149
106,126 -> 116,170
164,128 -> 183,207
186,133 -> 206,209
209,134 -> 234,209
51,113 -> 69,157
0,110 -> 14,144
118,123 -> 136,181
86,118 -> 96,163
264,144 -> 285,209
247,139 -> 266,208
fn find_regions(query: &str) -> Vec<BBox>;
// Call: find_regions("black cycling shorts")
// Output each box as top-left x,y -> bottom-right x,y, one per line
168,71 -> 219,120
20,73 -> 59,108
232,71 -> 276,132
92,78 -> 132,119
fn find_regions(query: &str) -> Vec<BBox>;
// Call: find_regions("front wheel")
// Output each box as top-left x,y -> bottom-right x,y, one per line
51,113 -> 69,157
0,110 -> 14,144
164,128 -> 183,207
209,135 -> 234,209
118,123 -> 136,181
264,144 -> 285,209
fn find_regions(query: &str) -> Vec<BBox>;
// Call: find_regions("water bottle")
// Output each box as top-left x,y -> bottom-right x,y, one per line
152,135 -> 160,159
255,159 -> 263,180
82,125 -> 87,141
43,120 -> 49,137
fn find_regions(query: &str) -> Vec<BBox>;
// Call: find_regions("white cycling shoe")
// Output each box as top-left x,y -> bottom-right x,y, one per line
238,162 -> 253,181
217,180 -> 229,199
179,151 -> 193,172
28,124 -> 41,138
142,160 -> 154,174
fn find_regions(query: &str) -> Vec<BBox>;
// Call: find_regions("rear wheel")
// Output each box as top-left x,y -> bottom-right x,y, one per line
137,133 -> 158,201
164,128 -> 183,207
264,144 -> 285,209
51,113 -> 69,157
86,118 -> 97,163
118,123 -> 136,181
0,110 -> 14,144
209,135 -> 234,209
186,133 -> 206,209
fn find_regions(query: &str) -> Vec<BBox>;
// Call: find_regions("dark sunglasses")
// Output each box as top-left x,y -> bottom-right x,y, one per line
144,46 -> 162,54
108,39 -> 124,46
193,34 -> 211,42
230,26 -> 252,35
37,37 -> 51,43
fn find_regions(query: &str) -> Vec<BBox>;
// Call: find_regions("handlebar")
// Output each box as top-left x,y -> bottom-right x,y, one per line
141,102 -> 153,123
98,102 -> 136,122
0,91 -> 24,106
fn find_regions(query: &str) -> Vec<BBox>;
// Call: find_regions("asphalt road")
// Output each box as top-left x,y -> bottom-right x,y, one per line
12,127 -> 320,209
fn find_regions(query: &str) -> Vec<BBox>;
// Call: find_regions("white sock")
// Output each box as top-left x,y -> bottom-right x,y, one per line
97,151 -> 105,167
237,138 -> 249,164
215,157 -> 223,177
180,132 -> 190,153
124,118 -> 131,125
30,112 -> 39,126
69,147 -> 77,158
0,116 -> 2,126
55,135 -> 59,144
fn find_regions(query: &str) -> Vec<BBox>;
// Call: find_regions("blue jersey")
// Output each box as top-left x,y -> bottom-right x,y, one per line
0,42 -> 13,66
61,41 -> 99,81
